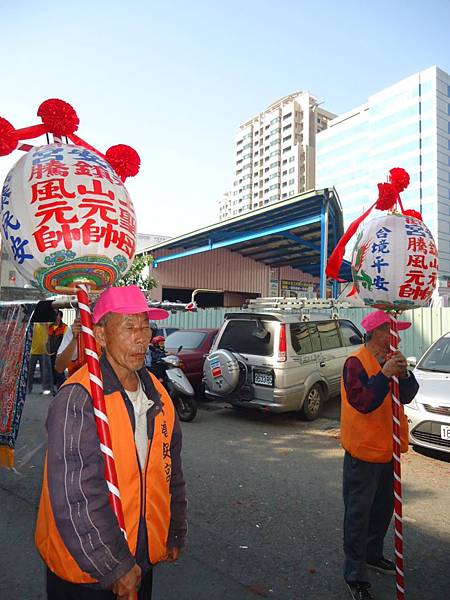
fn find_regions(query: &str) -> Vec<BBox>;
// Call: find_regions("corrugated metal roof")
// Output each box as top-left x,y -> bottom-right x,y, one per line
139,188 -> 351,282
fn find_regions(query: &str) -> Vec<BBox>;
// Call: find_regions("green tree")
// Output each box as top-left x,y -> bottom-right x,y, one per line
117,254 -> 158,290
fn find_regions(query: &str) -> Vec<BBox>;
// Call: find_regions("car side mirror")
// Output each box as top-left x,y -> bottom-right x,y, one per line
407,356 -> 417,368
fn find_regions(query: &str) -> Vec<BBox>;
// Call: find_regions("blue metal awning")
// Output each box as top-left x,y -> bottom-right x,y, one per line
139,188 -> 351,297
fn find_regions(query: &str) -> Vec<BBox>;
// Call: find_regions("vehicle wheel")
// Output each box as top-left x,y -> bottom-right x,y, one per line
300,384 -> 323,421
175,394 -> 198,422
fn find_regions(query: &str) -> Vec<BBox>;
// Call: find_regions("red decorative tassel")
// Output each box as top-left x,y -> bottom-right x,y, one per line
37,98 -> 79,137
0,117 -> 18,156
326,203 -> 375,279
376,182 -> 398,210
105,144 -> 140,180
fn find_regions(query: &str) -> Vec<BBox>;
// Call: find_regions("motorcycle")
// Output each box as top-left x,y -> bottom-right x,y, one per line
148,348 -> 198,422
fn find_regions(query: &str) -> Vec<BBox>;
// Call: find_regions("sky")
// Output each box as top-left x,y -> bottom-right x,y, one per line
1,0 -> 450,237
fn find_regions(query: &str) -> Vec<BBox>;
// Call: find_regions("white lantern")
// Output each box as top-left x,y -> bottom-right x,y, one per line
351,212 -> 438,311
0,143 -> 136,293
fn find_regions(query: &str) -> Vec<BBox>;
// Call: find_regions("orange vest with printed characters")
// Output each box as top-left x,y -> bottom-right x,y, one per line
340,346 -> 409,463
35,365 -> 175,583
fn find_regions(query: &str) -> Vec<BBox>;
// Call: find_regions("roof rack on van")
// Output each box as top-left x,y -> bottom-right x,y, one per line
242,297 -> 351,321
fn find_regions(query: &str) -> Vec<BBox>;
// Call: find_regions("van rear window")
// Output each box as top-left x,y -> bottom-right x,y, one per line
218,320 -> 275,356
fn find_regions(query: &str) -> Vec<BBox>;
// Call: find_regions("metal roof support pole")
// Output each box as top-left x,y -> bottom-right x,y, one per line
319,193 -> 329,298
331,212 -> 340,299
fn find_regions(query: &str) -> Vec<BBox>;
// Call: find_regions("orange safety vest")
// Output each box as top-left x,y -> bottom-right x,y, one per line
35,364 -> 175,584
340,346 -> 409,463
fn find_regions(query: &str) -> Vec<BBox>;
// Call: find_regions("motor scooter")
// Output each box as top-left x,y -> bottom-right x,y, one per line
148,348 -> 198,422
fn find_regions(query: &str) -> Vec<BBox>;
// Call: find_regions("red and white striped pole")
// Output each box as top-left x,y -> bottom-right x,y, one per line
389,313 -> 405,600
76,285 -> 127,535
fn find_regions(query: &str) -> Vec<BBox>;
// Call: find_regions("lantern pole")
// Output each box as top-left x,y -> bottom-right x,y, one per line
76,285 -> 127,533
389,312 -> 405,600
77,284 -> 139,599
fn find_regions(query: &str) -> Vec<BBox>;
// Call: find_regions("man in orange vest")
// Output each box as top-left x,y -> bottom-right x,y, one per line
35,286 -> 185,600
340,310 -> 419,600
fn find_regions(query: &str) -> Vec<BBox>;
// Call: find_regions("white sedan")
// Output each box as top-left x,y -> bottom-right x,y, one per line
405,332 -> 450,455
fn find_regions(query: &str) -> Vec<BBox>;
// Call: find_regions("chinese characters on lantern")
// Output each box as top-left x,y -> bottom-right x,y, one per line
1,174 -> 34,265
28,146 -> 136,259
399,218 -> 438,302
370,227 -> 391,292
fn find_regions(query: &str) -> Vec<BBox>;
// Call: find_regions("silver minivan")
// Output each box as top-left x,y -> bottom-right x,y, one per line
203,304 -> 363,420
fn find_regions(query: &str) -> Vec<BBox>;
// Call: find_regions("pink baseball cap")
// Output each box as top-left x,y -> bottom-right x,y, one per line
93,285 -> 169,324
360,310 -> 411,333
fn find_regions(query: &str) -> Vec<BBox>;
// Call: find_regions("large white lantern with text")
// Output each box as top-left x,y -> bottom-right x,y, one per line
1,143 -> 136,293
351,212 -> 438,311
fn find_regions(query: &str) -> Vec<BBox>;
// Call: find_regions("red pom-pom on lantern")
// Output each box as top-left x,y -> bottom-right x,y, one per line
376,182 -> 398,211
105,144 -> 141,180
389,167 -> 410,193
37,98 -> 79,137
0,117 -> 18,156
403,208 -> 423,221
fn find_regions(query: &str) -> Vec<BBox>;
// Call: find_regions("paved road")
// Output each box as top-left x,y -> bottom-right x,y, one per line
1,394 -> 449,600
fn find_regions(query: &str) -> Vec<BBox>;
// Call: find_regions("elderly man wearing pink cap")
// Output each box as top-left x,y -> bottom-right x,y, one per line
35,286 -> 187,600
340,310 -> 419,600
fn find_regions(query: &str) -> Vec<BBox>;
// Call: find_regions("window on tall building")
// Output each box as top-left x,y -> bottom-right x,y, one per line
289,167 -> 295,173
282,182 -> 287,187
265,146 -> 270,151
283,146 -> 291,153
289,179 -> 295,185
282,170 -> 287,176
283,124 -> 292,131
283,112 -> 292,120
283,135 -> 291,143
282,159 -> 287,165
289,156 -> 295,162
282,193 -> 287,199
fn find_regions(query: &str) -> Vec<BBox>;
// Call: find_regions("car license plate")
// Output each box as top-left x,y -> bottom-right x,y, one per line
441,425 -> 450,440
254,371 -> 273,386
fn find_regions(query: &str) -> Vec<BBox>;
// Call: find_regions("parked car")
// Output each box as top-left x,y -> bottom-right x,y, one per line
203,307 -> 364,420
405,331 -> 450,454
155,326 -> 178,338
165,328 -> 218,393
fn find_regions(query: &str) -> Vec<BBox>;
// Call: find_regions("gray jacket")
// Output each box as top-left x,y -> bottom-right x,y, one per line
45,354 -> 187,589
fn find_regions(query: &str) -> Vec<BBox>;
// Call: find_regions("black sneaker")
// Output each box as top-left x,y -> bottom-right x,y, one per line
367,556 -> 396,575
346,582 -> 374,600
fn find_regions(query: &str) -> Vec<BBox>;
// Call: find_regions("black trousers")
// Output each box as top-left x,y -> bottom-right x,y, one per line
343,451 -> 394,584
47,568 -> 153,600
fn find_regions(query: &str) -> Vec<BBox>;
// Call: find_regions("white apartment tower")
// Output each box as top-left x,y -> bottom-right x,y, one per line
220,92 -> 335,220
